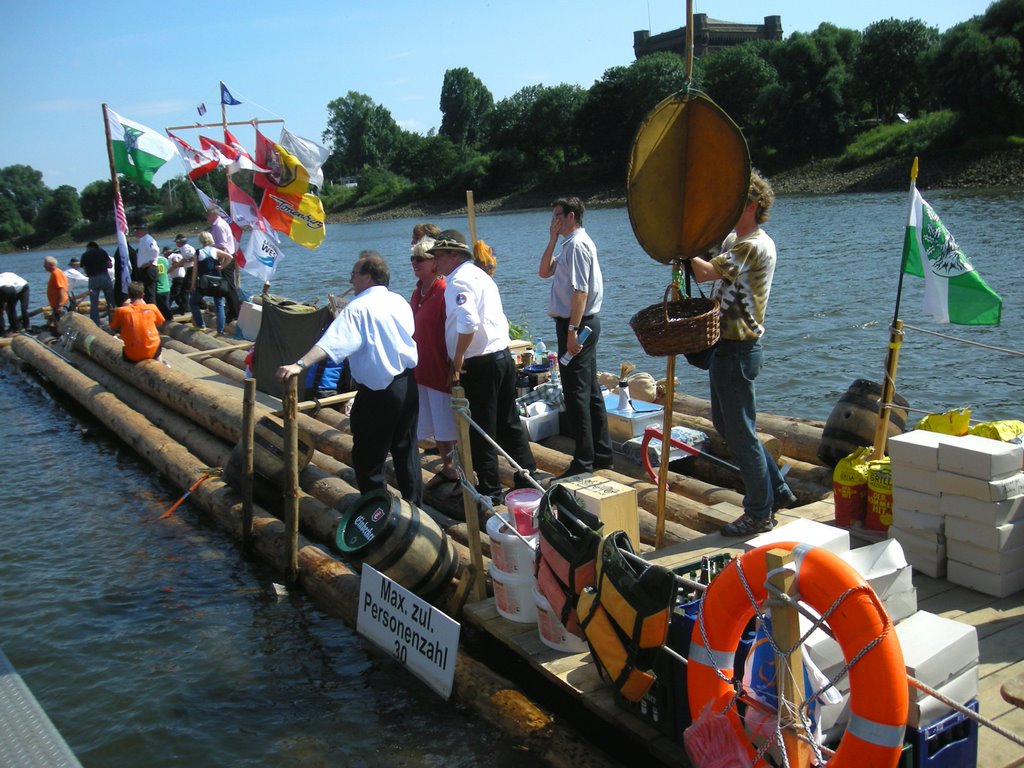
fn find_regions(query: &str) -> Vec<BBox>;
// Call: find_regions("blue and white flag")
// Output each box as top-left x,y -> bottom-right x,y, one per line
242,228 -> 283,284
197,102 -> 207,117
220,82 -> 242,106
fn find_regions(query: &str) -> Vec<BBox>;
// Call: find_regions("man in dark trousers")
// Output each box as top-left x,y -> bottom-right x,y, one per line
80,241 -> 114,324
538,196 -> 612,478
276,251 -> 422,506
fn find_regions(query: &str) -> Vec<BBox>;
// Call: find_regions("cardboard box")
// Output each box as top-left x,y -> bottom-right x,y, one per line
946,516 -> 1024,552
891,506 -> 945,541
946,558 -> 1024,597
559,474 -> 640,549
237,300 -> 263,341
888,430 -> 956,470
603,393 -> 663,441
745,518 -> 850,554
907,665 -> 979,729
947,538 -> 1024,574
896,611 -> 979,693
837,538 -> 916,620
520,410 -> 559,442
937,470 -> 1024,502
938,433 -> 1024,479
889,526 -> 946,578
891,486 -> 941,515
940,492 -> 1024,526
890,465 -> 939,494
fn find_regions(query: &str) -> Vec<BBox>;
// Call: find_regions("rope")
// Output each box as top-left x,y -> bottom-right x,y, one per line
903,323 -> 1024,357
158,467 -> 221,519
908,674 -> 1024,749
450,394 -> 544,493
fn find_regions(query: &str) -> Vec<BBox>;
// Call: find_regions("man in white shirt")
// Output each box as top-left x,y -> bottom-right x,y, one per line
134,223 -> 160,304
277,251 -> 422,505
0,272 -> 31,334
429,229 -> 536,505
171,234 -> 195,314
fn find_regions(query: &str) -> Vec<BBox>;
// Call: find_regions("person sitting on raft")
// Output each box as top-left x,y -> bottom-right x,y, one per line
110,281 -> 165,363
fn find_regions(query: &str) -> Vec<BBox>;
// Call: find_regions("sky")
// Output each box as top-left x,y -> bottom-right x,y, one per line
1,0 -> 994,195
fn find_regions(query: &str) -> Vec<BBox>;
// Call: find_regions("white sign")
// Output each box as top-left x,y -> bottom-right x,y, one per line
356,565 -> 460,699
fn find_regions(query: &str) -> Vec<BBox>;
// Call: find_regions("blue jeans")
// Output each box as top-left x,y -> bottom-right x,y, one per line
88,274 -> 114,325
190,291 -> 224,333
708,338 -> 789,520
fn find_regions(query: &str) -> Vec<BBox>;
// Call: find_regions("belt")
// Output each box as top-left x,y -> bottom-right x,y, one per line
464,348 -> 510,365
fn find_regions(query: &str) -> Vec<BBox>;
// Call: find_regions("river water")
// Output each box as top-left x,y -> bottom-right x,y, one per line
0,190 -> 1020,765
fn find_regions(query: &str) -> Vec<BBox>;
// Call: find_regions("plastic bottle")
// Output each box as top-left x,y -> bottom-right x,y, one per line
547,352 -> 559,383
534,337 -> 547,363
559,326 -> 592,365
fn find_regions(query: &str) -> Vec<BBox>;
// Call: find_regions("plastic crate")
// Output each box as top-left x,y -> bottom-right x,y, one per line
906,698 -> 978,768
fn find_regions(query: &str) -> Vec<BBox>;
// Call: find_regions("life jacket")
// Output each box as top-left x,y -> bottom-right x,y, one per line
534,484 -> 603,639
577,530 -> 677,703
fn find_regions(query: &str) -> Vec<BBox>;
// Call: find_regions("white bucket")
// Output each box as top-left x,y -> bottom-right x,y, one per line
532,585 -> 589,653
486,514 -> 537,576
503,488 -> 543,535
488,562 -> 537,624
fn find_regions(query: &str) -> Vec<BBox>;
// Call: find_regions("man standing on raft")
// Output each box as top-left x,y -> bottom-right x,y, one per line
684,169 -> 797,536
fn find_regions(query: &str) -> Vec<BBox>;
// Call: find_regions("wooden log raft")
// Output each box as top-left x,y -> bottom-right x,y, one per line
10,333 -> 623,768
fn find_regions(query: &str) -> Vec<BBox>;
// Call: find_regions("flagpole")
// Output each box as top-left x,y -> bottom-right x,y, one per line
102,104 -> 131,300
871,157 -> 918,460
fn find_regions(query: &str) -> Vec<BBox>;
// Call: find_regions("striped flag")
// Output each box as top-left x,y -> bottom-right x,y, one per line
113,189 -> 131,295
197,102 -> 207,117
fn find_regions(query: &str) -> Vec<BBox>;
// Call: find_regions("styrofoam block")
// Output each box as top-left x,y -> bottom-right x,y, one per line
937,470 -> 1024,502
940,493 -> 1024,526
938,433 -> 1023,480
947,538 -> 1024,574
907,665 -> 979,728
891,507 -> 945,540
896,611 -> 979,693
946,516 -> 1024,552
892,487 -> 941,515
745,518 -> 850,554
891,466 -> 939,494
947,558 -> 1024,598
890,526 -> 946,578
889,430 -> 956,471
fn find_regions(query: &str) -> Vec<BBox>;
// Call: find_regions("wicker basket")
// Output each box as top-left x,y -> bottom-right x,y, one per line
629,287 -> 720,357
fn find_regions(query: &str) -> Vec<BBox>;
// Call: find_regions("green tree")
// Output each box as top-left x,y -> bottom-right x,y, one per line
323,91 -> 403,176
439,68 -> 494,147
0,164 -> 50,224
701,42 -> 780,134
79,180 -> 113,224
576,52 -> 689,166
0,194 -> 31,240
486,83 -> 586,175
856,19 -> 939,121
399,134 -> 462,192
34,184 -> 81,237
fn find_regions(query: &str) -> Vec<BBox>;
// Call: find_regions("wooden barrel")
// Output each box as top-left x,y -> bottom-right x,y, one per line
335,490 -> 458,600
818,379 -> 910,467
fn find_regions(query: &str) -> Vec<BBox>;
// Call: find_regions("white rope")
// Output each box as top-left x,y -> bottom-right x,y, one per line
903,323 -> 1024,357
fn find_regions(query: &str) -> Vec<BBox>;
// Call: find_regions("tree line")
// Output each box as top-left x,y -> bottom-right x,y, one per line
2,1 -> 1021,249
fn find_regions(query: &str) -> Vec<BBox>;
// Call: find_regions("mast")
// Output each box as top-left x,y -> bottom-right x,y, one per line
102,103 -> 131,297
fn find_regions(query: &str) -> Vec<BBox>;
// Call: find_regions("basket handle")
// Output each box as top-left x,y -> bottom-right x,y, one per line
661,283 -> 676,325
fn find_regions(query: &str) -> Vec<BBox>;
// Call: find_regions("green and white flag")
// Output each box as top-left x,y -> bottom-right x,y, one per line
901,187 -> 1001,325
106,108 -> 177,186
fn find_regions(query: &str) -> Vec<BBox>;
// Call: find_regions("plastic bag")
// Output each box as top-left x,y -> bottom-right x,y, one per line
683,701 -> 752,768
916,408 -> 971,436
969,420 -> 1024,443
832,446 -> 871,527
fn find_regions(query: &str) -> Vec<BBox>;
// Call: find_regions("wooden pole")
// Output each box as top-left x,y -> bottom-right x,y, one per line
284,375 -> 300,582
178,341 -> 252,359
871,319 -> 904,460
453,384 -> 486,601
466,191 -> 477,246
242,378 -> 257,554
766,548 -> 812,767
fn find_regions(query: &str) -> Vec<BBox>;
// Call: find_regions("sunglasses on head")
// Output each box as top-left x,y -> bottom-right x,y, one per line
410,255 -> 433,263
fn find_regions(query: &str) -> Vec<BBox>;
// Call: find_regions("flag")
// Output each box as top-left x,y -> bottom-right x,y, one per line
168,131 -> 219,180
220,81 -> 242,106
197,102 -> 207,117
254,128 -> 310,195
200,132 -> 265,174
242,228 -> 285,283
902,188 -> 1002,325
227,178 -> 270,233
279,128 -> 331,189
191,183 -> 226,218
113,189 -> 131,295
106,108 -> 177,186
259,190 -> 326,250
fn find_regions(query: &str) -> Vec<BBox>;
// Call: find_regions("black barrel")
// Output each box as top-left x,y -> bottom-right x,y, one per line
818,379 -> 910,468
335,490 -> 458,600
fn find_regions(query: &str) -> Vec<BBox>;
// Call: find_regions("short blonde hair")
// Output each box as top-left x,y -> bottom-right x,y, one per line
749,169 -> 775,224
198,231 -> 214,246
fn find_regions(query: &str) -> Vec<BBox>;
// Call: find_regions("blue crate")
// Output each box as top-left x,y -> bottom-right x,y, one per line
907,698 -> 978,768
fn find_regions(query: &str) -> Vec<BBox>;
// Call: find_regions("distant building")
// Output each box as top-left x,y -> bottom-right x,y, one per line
634,14 -> 783,59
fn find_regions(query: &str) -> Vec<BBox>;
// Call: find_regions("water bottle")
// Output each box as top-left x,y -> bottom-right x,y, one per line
559,326 -> 592,365
547,352 -> 559,383
533,337 -> 547,364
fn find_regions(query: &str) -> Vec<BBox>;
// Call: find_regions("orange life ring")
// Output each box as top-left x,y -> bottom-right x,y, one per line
687,542 -> 907,767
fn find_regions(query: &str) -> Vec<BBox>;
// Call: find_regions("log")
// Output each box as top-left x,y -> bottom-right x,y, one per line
163,338 -> 245,382
13,335 -> 618,768
672,392 -> 825,466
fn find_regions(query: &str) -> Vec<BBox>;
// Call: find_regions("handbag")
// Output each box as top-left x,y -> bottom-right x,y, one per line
684,343 -> 717,370
197,273 -> 227,297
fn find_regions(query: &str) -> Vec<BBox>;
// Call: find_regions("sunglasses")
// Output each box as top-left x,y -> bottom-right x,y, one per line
410,255 -> 433,263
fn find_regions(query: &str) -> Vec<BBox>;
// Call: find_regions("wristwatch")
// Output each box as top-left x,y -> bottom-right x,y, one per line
296,359 -> 307,370
568,324 -> 578,331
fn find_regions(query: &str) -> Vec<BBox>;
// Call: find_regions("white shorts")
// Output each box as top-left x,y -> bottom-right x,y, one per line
417,384 -> 457,442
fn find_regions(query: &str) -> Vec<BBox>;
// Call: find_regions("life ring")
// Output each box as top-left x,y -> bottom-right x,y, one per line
687,542 -> 907,767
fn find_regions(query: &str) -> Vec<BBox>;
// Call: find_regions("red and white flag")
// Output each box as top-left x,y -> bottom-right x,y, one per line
168,131 -> 220,180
